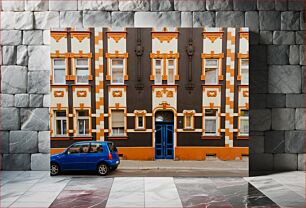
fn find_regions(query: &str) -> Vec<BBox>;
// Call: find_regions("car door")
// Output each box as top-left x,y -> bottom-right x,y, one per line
86,142 -> 105,170
60,143 -> 90,170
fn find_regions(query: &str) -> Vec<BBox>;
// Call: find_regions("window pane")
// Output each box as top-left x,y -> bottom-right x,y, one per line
241,59 -> 249,67
89,143 -> 103,153
155,68 -> 162,84
240,110 -> 249,117
56,120 -> 62,135
54,59 -> 65,66
54,68 -> 66,84
205,109 -> 217,116
205,119 -> 216,133
186,115 -> 192,128
240,119 -> 249,134
62,120 -> 67,134
205,59 -> 218,67
112,68 -> 123,84
168,68 -> 174,84
76,69 -> 88,83
241,68 -> 248,84
138,116 -> 143,128
168,59 -> 174,66
78,110 -> 89,117
78,119 -> 85,134
112,110 -> 124,128
112,59 -> 124,66
205,68 -> 217,84
56,111 -> 66,117
77,58 -> 88,66
155,59 -> 161,66
68,143 -> 89,154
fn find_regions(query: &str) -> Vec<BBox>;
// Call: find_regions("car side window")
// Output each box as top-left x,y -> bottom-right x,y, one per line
89,143 -> 103,153
67,143 -> 90,154
107,142 -> 117,152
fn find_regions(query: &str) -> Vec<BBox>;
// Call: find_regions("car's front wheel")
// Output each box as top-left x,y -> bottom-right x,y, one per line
97,163 -> 109,176
50,163 -> 60,176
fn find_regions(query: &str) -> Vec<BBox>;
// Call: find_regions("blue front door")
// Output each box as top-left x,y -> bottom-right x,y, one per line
155,123 -> 174,159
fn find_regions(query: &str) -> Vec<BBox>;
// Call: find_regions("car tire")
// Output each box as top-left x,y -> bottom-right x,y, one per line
50,163 -> 60,176
97,163 -> 109,176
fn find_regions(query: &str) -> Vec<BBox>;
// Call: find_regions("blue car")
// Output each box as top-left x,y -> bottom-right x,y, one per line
50,141 -> 120,176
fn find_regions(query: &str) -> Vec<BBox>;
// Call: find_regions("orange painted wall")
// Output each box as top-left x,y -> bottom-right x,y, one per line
117,147 -> 155,160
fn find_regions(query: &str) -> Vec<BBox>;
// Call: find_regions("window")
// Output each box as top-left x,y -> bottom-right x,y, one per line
167,59 -> 175,84
77,110 -> 90,135
76,58 -> 89,84
239,109 -> 249,135
55,110 -> 67,136
184,111 -> 194,130
67,143 -> 90,154
111,59 -> 124,84
89,143 -> 103,153
240,59 -> 249,84
204,109 -> 218,135
111,110 -> 125,136
205,59 -> 218,84
135,114 -> 145,129
53,59 -> 66,84
155,59 -> 162,84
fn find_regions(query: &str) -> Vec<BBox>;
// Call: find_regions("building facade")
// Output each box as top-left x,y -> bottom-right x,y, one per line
50,27 -> 249,160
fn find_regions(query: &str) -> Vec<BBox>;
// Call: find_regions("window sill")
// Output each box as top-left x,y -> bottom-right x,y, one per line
134,128 -> 146,131
237,136 -> 249,140
201,135 -> 222,140
107,136 -> 128,140
201,84 -> 222,86
73,136 -> 92,140
183,128 -> 195,131
51,136 -> 70,140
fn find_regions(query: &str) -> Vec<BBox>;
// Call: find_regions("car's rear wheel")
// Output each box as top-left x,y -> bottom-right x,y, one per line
50,163 -> 60,176
97,163 -> 109,176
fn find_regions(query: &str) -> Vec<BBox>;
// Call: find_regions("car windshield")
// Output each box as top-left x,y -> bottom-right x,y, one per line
107,143 -> 117,152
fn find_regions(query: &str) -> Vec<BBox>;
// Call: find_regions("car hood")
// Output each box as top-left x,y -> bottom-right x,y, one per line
51,153 -> 65,159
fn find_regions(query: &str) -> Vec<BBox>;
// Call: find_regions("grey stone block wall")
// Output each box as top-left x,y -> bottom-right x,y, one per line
0,0 -> 304,173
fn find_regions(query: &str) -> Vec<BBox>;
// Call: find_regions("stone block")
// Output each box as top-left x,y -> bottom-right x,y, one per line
288,0 -> 304,11
17,45 -> 28,66
193,12 -> 215,27
274,154 -> 298,170
0,108 -> 20,130
1,66 -> 27,94
233,0 -> 256,10
295,31 -> 304,44
245,11 -> 259,32
60,11 -> 83,28
295,108 -> 305,130
181,12 -> 192,27
23,30 -> 43,45
260,31 -> 272,44
28,46 -> 50,71
250,45 -> 267,68
10,131 -> 38,153
38,131 -> 50,154
2,1 -> 24,11
250,69 -> 268,94
272,108 -> 295,130
0,131 -> 9,154
257,0 -> 274,10
31,153 -> 50,170
273,31 -> 295,45
286,94 -> 304,108
216,11 -> 244,27
281,11 -> 300,30
302,66 -> 305,93
1,12 -> 15,29
3,154 -> 31,170
0,94 -> 14,107
259,11 -> 281,31
15,94 -> 29,107
249,93 -> 266,109
43,95 -> 50,107
249,153 -> 273,171
49,0 -> 77,10
174,0 -> 205,11
43,30 -> 50,45
250,109 -> 271,131
79,0 -> 119,10
267,45 -> 289,65
300,12 -> 304,30
83,11 -> 111,28
1,30 -> 22,45
27,71 -> 50,94
206,0 -> 233,10
111,12 -> 134,27
285,131 -> 305,153
289,45 -> 300,64
151,0 -> 173,11
275,0 -> 287,11
119,0 -> 150,11
29,94 -> 44,107
249,136 -> 264,154
300,45 -> 304,65
298,154 -> 305,170
2,46 -> 17,65
25,0 -> 49,11
14,12 -> 33,30
34,11 -> 60,29
21,108 -> 49,131
264,131 -> 285,153
135,12 -> 181,27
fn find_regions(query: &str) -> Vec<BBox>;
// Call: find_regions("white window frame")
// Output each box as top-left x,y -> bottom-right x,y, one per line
240,59 -> 249,85
167,59 -> 175,84
136,114 -> 145,129
54,110 -> 67,136
239,110 -> 249,136
111,109 -> 125,136
75,58 -> 89,84
111,59 -> 124,85
204,59 -> 219,85
204,109 -> 218,136
76,110 -> 90,136
154,59 -> 162,85
53,58 -> 66,84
